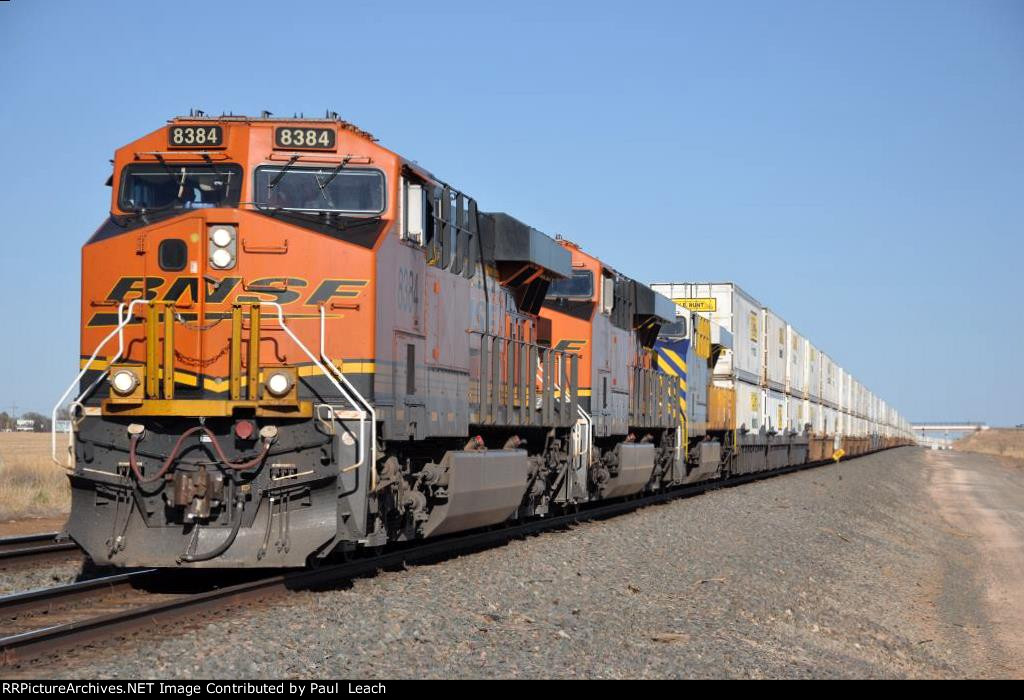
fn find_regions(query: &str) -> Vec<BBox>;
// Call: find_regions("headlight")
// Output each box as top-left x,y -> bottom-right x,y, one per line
265,371 -> 292,397
111,369 -> 139,395
208,224 -> 237,269
210,225 -> 234,248
210,247 -> 234,269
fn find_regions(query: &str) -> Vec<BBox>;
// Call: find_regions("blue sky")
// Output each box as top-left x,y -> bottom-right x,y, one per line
0,0 -> 1021,425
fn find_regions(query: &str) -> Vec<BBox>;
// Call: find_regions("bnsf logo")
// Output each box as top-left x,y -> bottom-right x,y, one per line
88,276 -> 367,326
554,339 -> 587,354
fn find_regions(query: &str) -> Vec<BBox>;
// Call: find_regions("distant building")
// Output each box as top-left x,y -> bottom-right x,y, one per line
54,420 -> 72,433
15,419 -> 35,432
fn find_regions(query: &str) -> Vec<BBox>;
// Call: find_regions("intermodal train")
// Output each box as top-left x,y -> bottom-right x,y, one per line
54,114 -> 913,568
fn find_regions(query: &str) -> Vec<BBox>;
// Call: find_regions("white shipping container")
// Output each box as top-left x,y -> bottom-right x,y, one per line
785,326 -> 806,397
821,354 -> 839,407
806,342 -> 822,401
651,283 -> 763,384
787,396 -> 810,433
711,378 -> 765,432
762,308 -> 786,390
765,388 -> 786,433
824,406 -> 839,435
837,368 -> 849,413
810,401 -> 823,434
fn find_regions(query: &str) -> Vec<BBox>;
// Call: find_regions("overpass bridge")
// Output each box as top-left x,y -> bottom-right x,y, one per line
911,422 -> 988,450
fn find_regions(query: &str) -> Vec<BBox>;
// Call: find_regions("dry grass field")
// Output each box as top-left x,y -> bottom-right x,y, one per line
954,428 -> 1024,461
0,432 -> 70,520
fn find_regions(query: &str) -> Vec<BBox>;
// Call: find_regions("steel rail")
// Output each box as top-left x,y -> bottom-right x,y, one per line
0,447 -> 910,667
0,533 -> 80,569
0,570 -> 155,618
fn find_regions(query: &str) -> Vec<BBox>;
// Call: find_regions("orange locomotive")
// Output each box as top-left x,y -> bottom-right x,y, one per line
540,239 -> 684,497
59,114 -> 682,567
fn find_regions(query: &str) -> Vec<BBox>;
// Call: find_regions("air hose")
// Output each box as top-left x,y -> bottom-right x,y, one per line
178,500 -> 245,563
128,425 -> 271,484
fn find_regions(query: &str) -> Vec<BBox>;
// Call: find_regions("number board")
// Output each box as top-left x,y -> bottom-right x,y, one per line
274,127 -> 336,150
168,125 -> 224,148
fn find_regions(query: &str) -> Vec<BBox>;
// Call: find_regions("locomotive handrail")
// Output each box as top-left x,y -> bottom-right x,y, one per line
318,306 -> 377,491
255,304 -> 372,487
467,329 -> 579,429
52,299 -> 148,467
576,403 -> 593,467
52,299 -> 374,482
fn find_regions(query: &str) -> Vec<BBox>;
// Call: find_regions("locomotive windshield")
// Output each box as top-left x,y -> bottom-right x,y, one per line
118,163 -> 242,211
546,270 -> 593,299
659,315 -> 689,339
254,166 -> 385,214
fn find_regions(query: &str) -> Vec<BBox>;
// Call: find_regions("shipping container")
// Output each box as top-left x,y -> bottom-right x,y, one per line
810,400 -> 824,434
806,342 -> 822,401
712,378 -> 763,432
824,406 -> 839,436
837,367 -> 849,413
821,354 -> 839,407
651,283 -> 762,384
786,396 -> 810,433
786,325 -> 806,397
762,308 -> 786,391
764,388 -> 786,433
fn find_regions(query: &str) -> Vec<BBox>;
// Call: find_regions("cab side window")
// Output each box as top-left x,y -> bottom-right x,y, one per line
401,177 -> 427,245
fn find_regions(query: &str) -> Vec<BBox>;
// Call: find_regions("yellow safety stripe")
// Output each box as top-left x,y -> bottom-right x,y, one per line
661,347 -> 687,373
82,358 -> 376,375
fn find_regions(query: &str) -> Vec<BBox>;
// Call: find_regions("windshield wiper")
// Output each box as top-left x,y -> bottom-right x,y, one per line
313,157 -> 352,208
337,215 -> 382,231
268,154 -> 300,190
317,156 -> 352,191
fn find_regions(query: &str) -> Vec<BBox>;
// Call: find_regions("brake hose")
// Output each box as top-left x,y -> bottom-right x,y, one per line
128,426 -> 271,484
179,500 -> 244,563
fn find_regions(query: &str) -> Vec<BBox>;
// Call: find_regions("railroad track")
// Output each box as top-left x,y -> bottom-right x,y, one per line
0,532 -> 80,571
0,452 -> 890,668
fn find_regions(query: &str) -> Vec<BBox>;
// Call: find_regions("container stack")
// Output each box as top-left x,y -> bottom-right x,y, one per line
651,281 -> 911,455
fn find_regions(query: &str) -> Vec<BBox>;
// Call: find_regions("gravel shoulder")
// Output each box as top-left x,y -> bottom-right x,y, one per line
13,447 -> 1024,679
